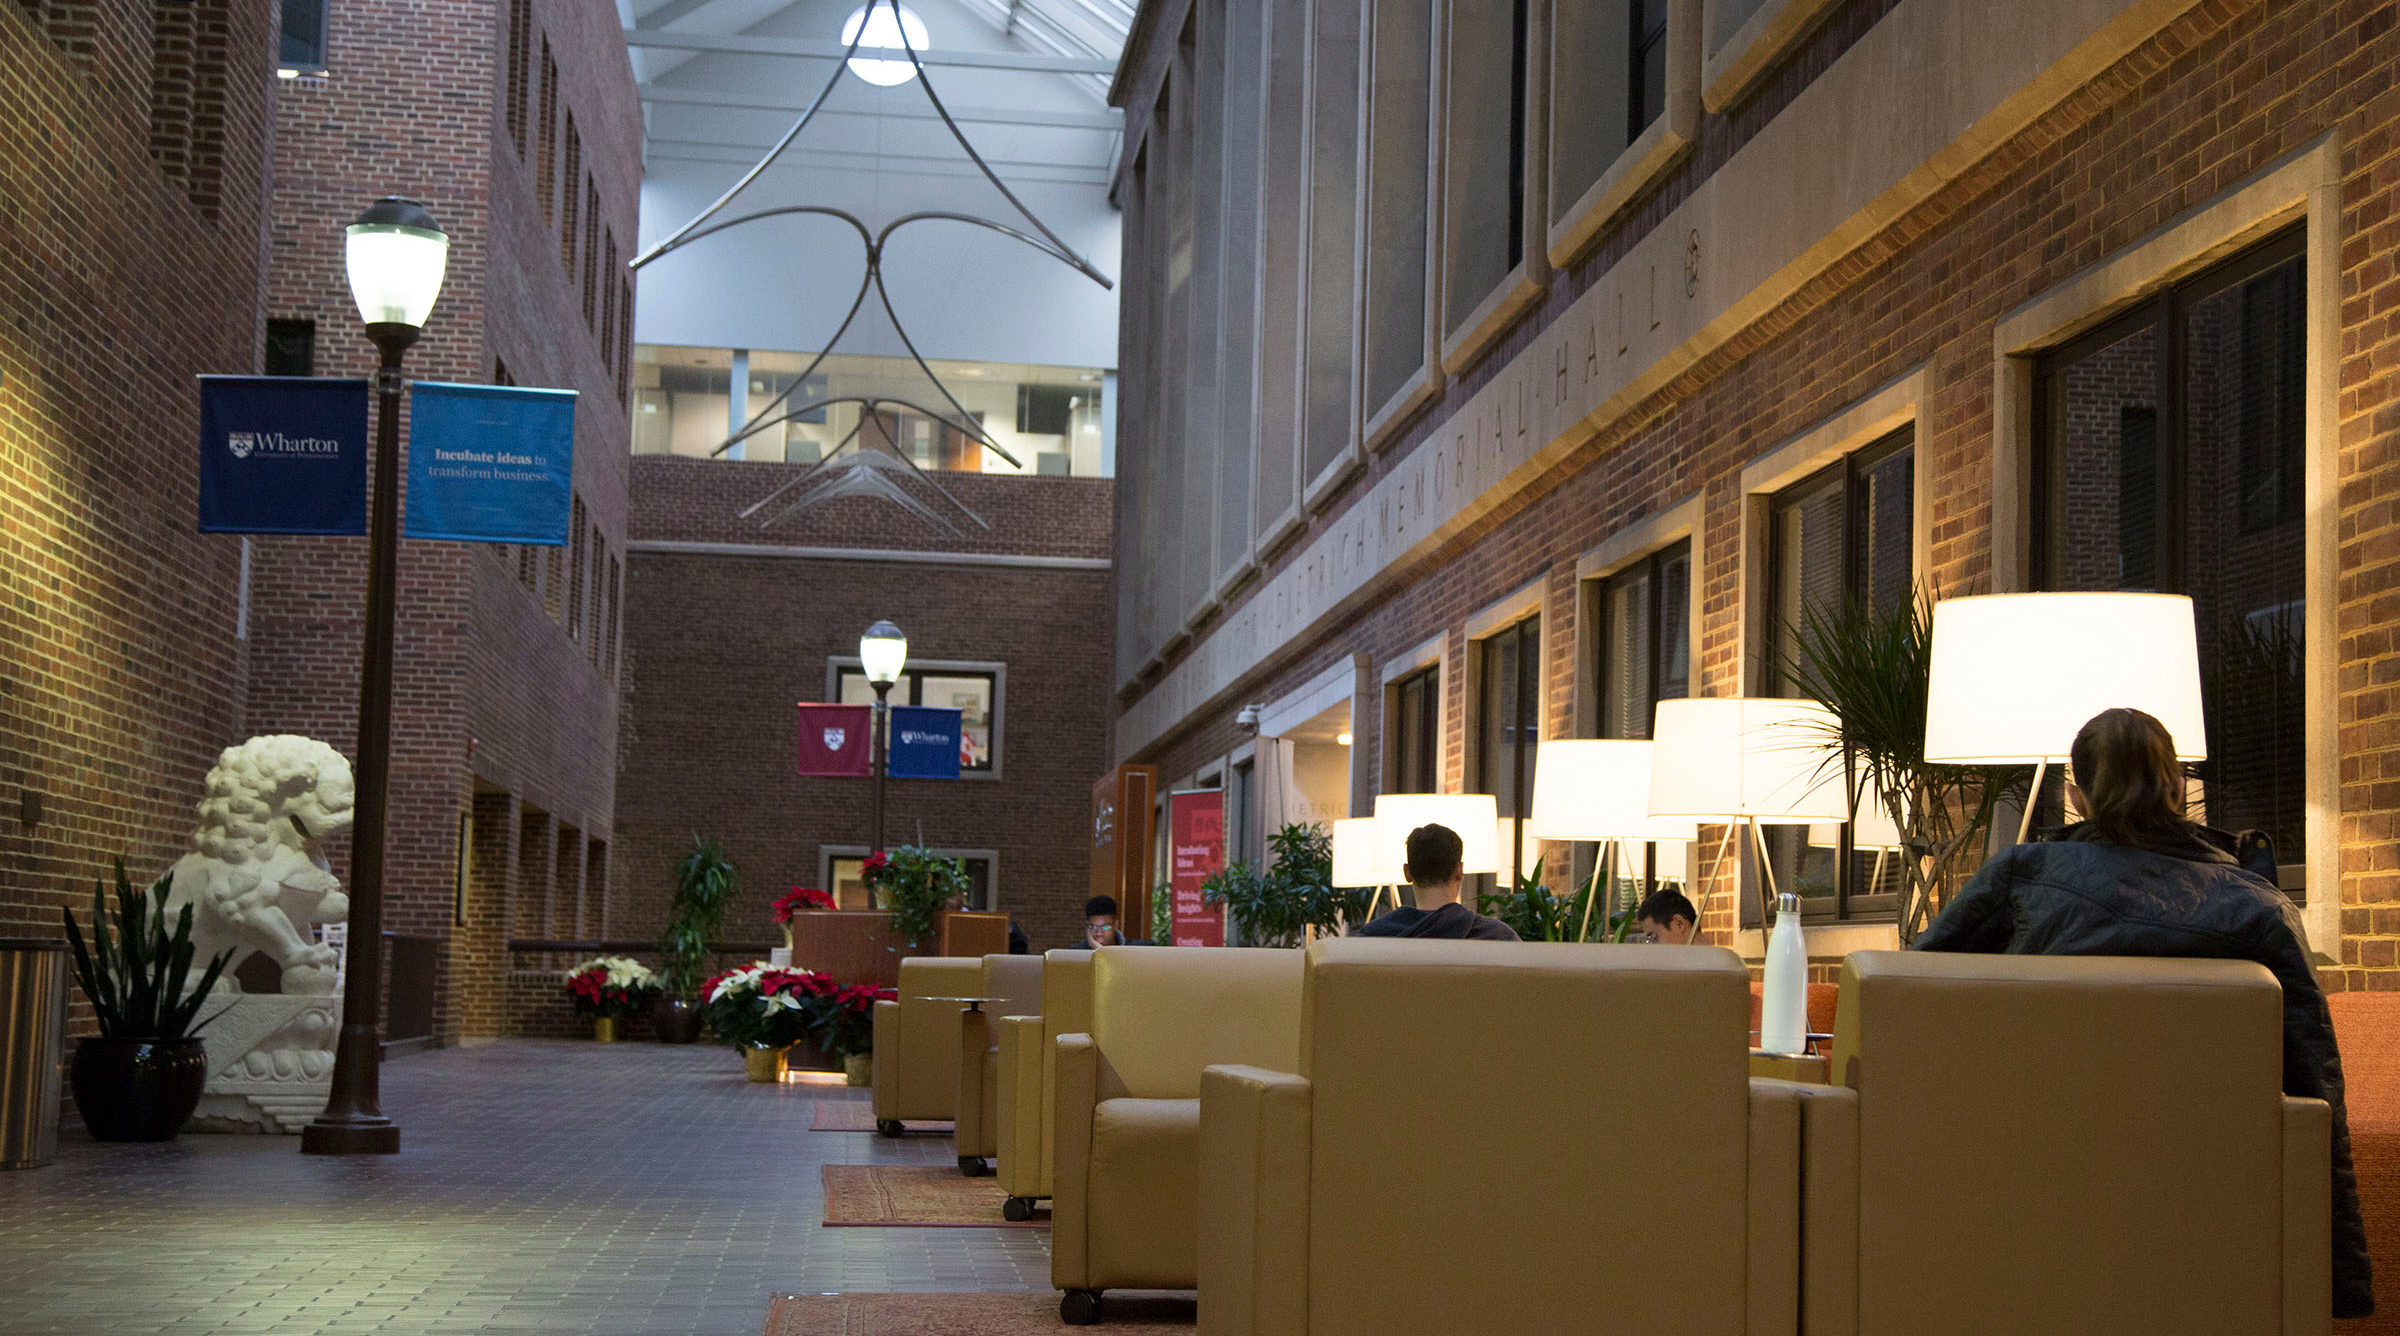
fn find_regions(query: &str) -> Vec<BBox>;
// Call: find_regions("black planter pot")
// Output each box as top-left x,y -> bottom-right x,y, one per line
70,1037 -> 208,1143
652,996 -> 704,1044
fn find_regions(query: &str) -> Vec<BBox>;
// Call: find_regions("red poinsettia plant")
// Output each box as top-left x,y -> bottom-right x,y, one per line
698,963 -> 895,1058
771,886 -> 836,923
859,850 -> 890,887
814,980 -> 896,1060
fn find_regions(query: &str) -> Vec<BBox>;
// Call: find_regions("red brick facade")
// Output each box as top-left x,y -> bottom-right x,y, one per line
614,456 -> 1116,955
1118,0 -> 2400,989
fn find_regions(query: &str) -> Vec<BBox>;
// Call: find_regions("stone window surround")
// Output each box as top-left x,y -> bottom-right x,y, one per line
1988,132 -> 2342,960
822,655 -> 1009,783
1699,0 -> 1843,114
1360,0 -> 1449,455
1434,0 -> 1551,377
1547,0 -> 1703,271
1572,492 -> 1704,738
1380,630 -> 1452,793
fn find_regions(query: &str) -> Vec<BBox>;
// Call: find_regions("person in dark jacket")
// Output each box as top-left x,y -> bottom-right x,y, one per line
1916,707 -> 2373,1318
1356,823 -> 1520,941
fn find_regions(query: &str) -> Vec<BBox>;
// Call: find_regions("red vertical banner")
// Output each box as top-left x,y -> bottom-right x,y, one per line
1168,789 -> 1226,948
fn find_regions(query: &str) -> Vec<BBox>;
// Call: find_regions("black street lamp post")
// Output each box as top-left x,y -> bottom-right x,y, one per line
859,620 -> 909,856
302,197 -> 449,1156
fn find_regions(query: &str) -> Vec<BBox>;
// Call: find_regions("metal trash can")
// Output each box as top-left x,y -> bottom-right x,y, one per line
0,938 -> 68,1169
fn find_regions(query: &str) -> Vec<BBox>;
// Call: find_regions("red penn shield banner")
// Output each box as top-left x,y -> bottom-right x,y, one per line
1168,789 -> 1226,947
796,703 -> 873,776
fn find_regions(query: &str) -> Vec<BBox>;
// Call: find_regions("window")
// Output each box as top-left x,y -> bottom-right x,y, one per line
264,319 -> 315,377
1361,0 -> 1436,433
505,0 -> 530,155
560,116 -> 581,272
601,232 -> 619,373
1760,426 -> 1914,922
1386,664 -> 1441,794
1549,0 -> 1691,263
566,496 -> 587,640
1301,0 -> 1359,485
616,278 -> 633,405
1629,0 -> 1668,138
279,0 -> 328,73
536,42 -> 558,223
1594,540 -> 1690,739
602,557 -> 621,680
2033,228 -> 2306,892
543,545 -> 563,621
1475,617 -> 1541,885
829,849 -> 995,911
582,181 -> 601,328
1438,0 -> 1532,355
834,664 -> 1002,775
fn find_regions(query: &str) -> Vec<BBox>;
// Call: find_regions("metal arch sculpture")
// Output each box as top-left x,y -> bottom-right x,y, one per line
630,0 -> 1116,532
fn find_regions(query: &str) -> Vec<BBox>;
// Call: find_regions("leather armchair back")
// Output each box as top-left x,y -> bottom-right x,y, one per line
886,955 -> 980,1118
1091,946 -> 1302,1099
1830,950 -> 2286,1334
980,953 -> 1043,1018
1297,938 -> 1756,1334
1043,948 -> 1096,1046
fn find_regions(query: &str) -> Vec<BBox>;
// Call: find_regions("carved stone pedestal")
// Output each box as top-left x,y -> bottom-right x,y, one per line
187,993 -> 340,1134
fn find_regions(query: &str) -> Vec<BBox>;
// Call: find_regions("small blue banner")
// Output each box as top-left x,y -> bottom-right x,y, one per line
888,706 -> 964,780
404,382 -> 577,545
197,376 -> 369,535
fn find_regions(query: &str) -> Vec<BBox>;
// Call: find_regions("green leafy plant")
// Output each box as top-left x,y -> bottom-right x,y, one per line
60,861 -> 235,1040
874,845 -> 968,948
660,836 -> 738,1001
1777,594 -> 2021,943
1475,864 -> 1624,942
1149,879 -> 1172,943
1203,822 -> 1352,946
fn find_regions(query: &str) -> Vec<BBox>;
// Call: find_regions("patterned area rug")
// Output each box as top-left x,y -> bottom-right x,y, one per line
809,1100 -> 952,1134
764,1292 -> 1194,1333
820,1165 -> 1047,1229
2330,992 -> 2396,1331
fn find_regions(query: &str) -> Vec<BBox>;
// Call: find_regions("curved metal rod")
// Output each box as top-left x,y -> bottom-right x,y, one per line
876,210 -> 1104,285
740,396 -> 1001,531
867,265 -> 1025,470
653,204 -> 874,269
629,28 -> 869,270
706,234 -> 877,457
736,413 -> 872,517
887,3 -> 1114,290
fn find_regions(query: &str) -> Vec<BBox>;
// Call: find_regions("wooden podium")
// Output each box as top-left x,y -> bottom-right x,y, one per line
784,910 -> 1011,987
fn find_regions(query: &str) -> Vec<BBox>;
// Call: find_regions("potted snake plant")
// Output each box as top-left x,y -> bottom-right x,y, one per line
655,836 -> 737,1043
59,861 -> 235,1142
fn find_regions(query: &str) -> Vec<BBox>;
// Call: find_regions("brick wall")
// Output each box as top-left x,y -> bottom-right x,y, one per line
0,0 -> 273,1005
616,458 -> 1116,955
1126,0 -> 2400,988
252,0 -> 639,1039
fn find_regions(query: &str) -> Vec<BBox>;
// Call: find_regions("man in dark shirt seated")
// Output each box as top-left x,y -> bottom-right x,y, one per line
1631,887 -> 1698,944
1355,823 -> 1521,941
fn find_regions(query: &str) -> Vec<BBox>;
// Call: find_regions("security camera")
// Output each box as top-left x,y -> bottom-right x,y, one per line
1235,704 -> 1262,733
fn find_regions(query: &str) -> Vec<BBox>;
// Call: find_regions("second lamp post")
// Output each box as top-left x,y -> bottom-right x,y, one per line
858,619 -> 909,856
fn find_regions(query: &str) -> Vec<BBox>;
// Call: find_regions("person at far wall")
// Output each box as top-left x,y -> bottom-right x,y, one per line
1356,824 -> 1521,941
1913,706 -> 2372,1320
1068,896 -> 1123,949
1632,888 -> 1699,944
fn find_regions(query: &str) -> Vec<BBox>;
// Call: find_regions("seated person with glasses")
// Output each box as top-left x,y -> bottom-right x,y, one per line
1356,823 -> 1521,941
1631,887 -> 1698,944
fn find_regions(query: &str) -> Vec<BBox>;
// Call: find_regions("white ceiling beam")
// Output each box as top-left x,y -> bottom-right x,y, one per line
644,139 -> 1112,186
639,82 -> 1121,130
621,28 -> 1119,74
633,0 -> 724,29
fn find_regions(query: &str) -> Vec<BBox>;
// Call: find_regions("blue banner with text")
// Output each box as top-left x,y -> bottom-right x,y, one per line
403,382 -> 577,544
197,376 -> 369,535
887,706 -> 964,780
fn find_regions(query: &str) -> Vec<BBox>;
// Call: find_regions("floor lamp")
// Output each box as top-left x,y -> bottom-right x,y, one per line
1370,794 -> 1506,913
1923,593 -> 2209,843
1330,817 -> 1407,928
1525,740 -> 1699,941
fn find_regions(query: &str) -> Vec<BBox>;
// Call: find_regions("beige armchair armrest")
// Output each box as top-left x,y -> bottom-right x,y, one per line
2282,1094 -> 2331,1336
1779,1079 -> 1858,1336
870,999 -> 901,1120
1198,1064 -> 1312,1336
1051,1032 -> 1099,1291
955,1006 -> 994,1160
995,1014 -> 1044,1198
1746,1078 -> 1803,1336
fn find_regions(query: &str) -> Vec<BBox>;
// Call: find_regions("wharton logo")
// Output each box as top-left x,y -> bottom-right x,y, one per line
822,727 -> 847,750
228,430 -> 345,460
899,728 -> 946,746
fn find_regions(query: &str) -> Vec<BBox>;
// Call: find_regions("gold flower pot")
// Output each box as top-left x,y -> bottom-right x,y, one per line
593,1017 -> 618,1043
844,1054 -> 872,1087
743,1045 -> 788,1083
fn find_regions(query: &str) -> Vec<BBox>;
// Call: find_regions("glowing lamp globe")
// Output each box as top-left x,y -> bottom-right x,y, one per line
858,620 -> 909,684
841,3 -> 930,85
344,197 -> 449,330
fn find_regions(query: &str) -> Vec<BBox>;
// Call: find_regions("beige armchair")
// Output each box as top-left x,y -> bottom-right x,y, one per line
952,952 -> 1044,1177
1790,950 -> 2330,1336
1053,946 -> 1306,1325
869,955 -> 981,1134
1197,937 -> 1800,1336
993,949 -> 1095,1220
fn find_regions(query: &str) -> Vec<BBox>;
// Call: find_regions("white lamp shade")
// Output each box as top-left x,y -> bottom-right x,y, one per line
1807,790 -> 1906,851
1647,697 -> 1849,824
841,2 -> 930,84
1922,592 -> 2207,763
1371,794 -> 1503,875
858,620 -> 909,683
1527,739 -> 1702,842
1330,817 -> 1405,888
344,200 -> 449,329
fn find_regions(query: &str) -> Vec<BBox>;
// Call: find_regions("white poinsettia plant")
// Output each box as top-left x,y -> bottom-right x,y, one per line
580,954 -> 661,990
564,954 -> 663,1018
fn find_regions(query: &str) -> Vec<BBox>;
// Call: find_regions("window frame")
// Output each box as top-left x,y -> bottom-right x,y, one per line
1435,0 -> 1548,376
826,656 -> 1008,781
1384,662 -> 1443,795
1471,614 -> 1542,888
1591,537 -> 1691,741
1545,0 -> 1699,268
278,0 -> 330,75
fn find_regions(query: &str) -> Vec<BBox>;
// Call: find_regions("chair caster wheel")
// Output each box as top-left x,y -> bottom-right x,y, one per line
1003,1195 -> 1037,1222
958,1154 -> 991,1177
875,1119 -> 904,1138
1060,1289 -> 1102,1325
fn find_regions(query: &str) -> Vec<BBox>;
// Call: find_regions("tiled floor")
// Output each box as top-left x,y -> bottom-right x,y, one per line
0,1040 -> 1050,1335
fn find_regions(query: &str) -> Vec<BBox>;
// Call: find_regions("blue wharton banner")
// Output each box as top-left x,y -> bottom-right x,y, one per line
887,706 -> 964,781
197,376 -> 369,535
404,382 -> 577,545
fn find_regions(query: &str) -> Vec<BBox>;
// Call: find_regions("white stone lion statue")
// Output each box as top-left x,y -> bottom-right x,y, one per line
163,735 -> 357,995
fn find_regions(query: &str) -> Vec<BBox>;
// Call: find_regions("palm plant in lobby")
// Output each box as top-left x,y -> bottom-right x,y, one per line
656,836 -> 737,1042
1776,595 -> 2019,943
